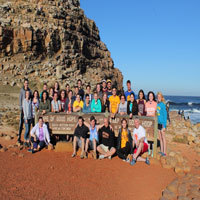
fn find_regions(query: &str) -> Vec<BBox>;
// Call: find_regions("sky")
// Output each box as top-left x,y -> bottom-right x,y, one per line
80,0 -> 200,96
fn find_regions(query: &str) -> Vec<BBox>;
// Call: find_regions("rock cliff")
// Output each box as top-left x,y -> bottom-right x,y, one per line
0,0 -> 123,90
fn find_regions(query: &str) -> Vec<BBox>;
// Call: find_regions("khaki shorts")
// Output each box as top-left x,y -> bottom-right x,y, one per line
99,144 -> 109,152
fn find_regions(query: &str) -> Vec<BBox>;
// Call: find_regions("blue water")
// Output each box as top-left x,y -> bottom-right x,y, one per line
165,95 -> 200,124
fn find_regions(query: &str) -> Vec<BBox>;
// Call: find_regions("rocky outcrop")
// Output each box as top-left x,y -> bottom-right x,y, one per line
0,0 -> 123,90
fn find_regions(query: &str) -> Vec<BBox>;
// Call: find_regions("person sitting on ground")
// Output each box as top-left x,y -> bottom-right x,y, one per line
39,91 -> 51,115
102,79 -> 107,93
83,94 -> 91,113
95,83 -> 103,99
65,90 -> 74,114
23,90 -> 33,147
145,91 -> 157,117
125,80 -> 135,101
137,89 -> 146,116
130,117 -> 150,166
109,87 -> 120,119
32,90 -> 40,126
101,92 -> 110,113
91,92 -> 102,113
40,83 -> 48,99
84,85 -> 93,101
157,92 -> 167,156
127,93 -> 138,119
118,94 -> 127,115
106,79 -> 113,98
73,94 -> 84,112
72,116 -> 89,159
48,87 -> 54,102
28,117 -> 52,153
117,118 -> 133,162
60,89 -> 67,112
97,118 -> 116,160
51,92 -> 61,113
84,116 -> 104,159
77,79 -> 85,100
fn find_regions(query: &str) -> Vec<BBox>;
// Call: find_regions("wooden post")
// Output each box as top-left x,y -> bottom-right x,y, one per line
35,111 -> 39,125
153,116 -> 158,158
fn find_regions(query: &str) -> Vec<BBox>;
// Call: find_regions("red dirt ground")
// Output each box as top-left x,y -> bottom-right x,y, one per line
0,148 -> 176,200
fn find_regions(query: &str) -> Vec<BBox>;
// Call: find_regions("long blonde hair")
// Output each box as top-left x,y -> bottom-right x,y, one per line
157,92 -> 165,103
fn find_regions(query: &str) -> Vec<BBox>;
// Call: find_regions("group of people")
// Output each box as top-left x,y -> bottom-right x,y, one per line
18,78 -> 168,161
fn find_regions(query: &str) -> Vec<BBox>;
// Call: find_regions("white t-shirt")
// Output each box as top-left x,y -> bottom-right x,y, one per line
133,125 -> 148,144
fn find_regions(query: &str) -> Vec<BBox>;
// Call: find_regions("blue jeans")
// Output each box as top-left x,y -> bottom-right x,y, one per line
24,119 -> 31,141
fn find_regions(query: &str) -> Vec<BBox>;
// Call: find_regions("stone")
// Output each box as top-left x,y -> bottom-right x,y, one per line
175,166 -> 184,174
183,166 -> 191,173
18,153 -> 25,158
10,81 -> 16,87
169,151 -> 176,157
167,179 -> 179,194
4,135 -> 12,141
178,184 -> 189,196
160,156 -> 166,165
177,196 -> 190,200
0,147 -> 8,152
187,135 -> 195,143
11,152 -> 17,156
162,189 -> 176,199
54,141 -> 73,152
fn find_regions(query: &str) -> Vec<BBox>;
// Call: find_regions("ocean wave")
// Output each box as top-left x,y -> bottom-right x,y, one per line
168,101 -> 200,106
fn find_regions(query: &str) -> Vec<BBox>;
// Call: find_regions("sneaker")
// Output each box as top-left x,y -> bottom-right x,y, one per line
130,158 -> 136,166
80,154 -> 84,159
161,152 -> 166,157
108,156 -> 112,160
84,152 -> 87,159
126,158 -> 130,163
122,159 -> 126,162
32,149 -> 35,154
24,142 -> 28,147
99,155 -> 104,160
71,153 -> 76,158
93,152 -> 97,160
145,157 -> 150,165
27,149 -> 33,153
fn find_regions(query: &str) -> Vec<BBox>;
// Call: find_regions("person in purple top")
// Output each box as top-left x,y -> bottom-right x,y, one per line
29,117 -> 52,153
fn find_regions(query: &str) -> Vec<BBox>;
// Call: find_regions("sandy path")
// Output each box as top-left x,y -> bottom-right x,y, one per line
0,150 -> 176,200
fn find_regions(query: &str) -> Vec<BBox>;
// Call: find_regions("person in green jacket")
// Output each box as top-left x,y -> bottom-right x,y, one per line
91,93 -> 102,113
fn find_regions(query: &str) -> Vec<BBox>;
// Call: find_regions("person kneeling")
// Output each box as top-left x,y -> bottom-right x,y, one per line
72,116 -> 89,159
97,118 -> 116,160
28,117 -> 52,153
130,118 -> 150,166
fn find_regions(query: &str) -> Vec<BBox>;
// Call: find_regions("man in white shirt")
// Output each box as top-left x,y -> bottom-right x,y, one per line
130,117 -> 150,166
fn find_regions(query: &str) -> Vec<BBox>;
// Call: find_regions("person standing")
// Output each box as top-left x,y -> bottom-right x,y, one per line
125,80 -> 135,101
91,93 -> 102,113
18,78 -> 32,143
51,92 -> 61,113
127,93 -> 138,119
77,79 -> 85,100
83,94 -> 91,113
101,92 -> 110,113
65,90 -> 74,114
157,92 -> 167,156
73,94 -> 84,112
106,80 -> 112,98
39,91 -> 51,114
145,91 -> 157,117
23,90 -> 33,147
102,80 -> 107,93
32,90 -> 40,126
118,94 -> 127,115
137,90 -> 146,116
109,87 -> 120,119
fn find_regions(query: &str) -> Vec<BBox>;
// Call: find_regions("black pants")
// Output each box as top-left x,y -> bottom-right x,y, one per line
31,137 -> 46,150
117,142 -> 131,160
18,110 -> 24,142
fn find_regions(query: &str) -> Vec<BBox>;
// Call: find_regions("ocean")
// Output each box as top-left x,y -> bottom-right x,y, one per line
165,95 -> 200,124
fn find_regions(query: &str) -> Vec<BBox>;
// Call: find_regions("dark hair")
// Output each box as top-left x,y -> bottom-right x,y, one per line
78,116 -> 84,121
65,83 -> 69,87
68,90 -> 73,94
25,90 -> 31,100
24,78 -> 29,83
74,86 -> 78,89
90,115 -> 96,122
85,94 -> 89,98
120,94 -> 126,99
38,117 -> 43,121
60,89 -> 66,99
33,90 -> 39,99
54,81 -> 60,91
77,79 -> 82,83
121,118 -> 128,129
147,91 -> 156,101
86,85 -> 91,89
130,92 -> 135,100
43,83 -> 47,86
112,87 -> 117,90
138,89 -> 146,100
126,80 -> 131,84
42,91 -> 49,102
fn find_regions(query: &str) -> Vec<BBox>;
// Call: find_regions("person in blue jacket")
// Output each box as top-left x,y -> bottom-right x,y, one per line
157,92 -> 167,156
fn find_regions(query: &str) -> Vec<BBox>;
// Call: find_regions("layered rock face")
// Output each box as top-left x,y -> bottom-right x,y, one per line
0,0 -> 123,90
